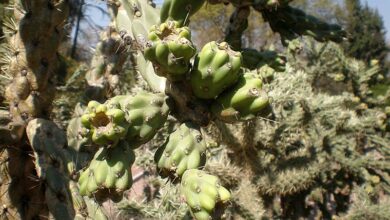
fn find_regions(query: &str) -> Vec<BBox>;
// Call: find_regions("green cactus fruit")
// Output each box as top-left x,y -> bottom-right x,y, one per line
80,100 -> 129,146
78,141 -> 135,198
190,41 -> 242,99
211,72 -> 270,123
181,169 -> 231,220
155,122 -> 207,180
160,0 -> 206,26
107,92 -> 170,147
144,21 -> 196,81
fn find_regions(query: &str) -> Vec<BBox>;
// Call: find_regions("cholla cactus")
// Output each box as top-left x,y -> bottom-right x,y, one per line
1,0 -> 389,219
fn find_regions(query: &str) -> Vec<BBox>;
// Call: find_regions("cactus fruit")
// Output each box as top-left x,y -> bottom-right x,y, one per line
211,72 -> 270,122
190,41 -> 242,99
81,100 -> 128,146
78,141 -> 135,198
155,122 -> 207,179
160,0 -> 206,26
144,21 -> 196,81
108,92 -> 170,147
181,169 -> 231,220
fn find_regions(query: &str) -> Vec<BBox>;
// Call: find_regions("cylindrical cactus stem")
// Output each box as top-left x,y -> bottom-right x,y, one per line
225,6 -> 250,50
0,142 -> 49,219
5,0 -> 69,125
1,1 -> 69,219
259,6 -> 346,44
160,0 -> 206,26
0,109 -> 24,144
26,119 -> 77,219
116,0 -> 166,93
165,80 -> 211,126
85,25 -> 129,102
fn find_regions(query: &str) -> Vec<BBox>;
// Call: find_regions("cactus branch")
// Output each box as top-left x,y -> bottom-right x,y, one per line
225,6 -> 250,50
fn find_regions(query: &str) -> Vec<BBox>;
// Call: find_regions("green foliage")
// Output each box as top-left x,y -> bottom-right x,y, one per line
343,0 -> 388,66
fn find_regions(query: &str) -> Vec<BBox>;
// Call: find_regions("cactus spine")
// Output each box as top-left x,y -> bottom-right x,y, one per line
5,0 -> 69,124
0,1 -> 70,219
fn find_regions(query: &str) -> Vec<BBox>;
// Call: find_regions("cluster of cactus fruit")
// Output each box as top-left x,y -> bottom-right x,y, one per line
1,0 -> 389,219
74,0 -> 280,218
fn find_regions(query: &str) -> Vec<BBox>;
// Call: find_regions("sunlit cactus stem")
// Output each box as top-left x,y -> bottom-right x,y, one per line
5,0 -> 69,125
0,1 -> 69,219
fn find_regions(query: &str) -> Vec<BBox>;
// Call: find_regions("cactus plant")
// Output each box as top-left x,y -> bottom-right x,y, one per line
155,122 -> 207,179
80,100 -> 128,146
190,41 -> 243,99
144,21 -> 196,81
107,92 -> 170,146
180,169 -> 231,220
211,72 -> 270,122
160,0 -> 206,26
78,140 -> 135,200
0,0 -> 388,219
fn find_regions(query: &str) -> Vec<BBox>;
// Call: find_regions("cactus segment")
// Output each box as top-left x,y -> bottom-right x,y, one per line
155,122 -> 207,179
181,169 -> 231,220
26,119 -> 76,219
261,6 -> 346,44
80,92 -> 169,148
117,0 -> 167,93
4,0 -> 69,124
241,48 -> 286,71
85,26 -> 129,100
0,110 -> 24,144
80,100 -> 129,146
190,41 -> 242,99
78,141 -> 135,198
211,72 -> 270,122
160,0 -> 206,26
107,92 -> 170,147
225,6 -> 250,50
144,21 -> 196,81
